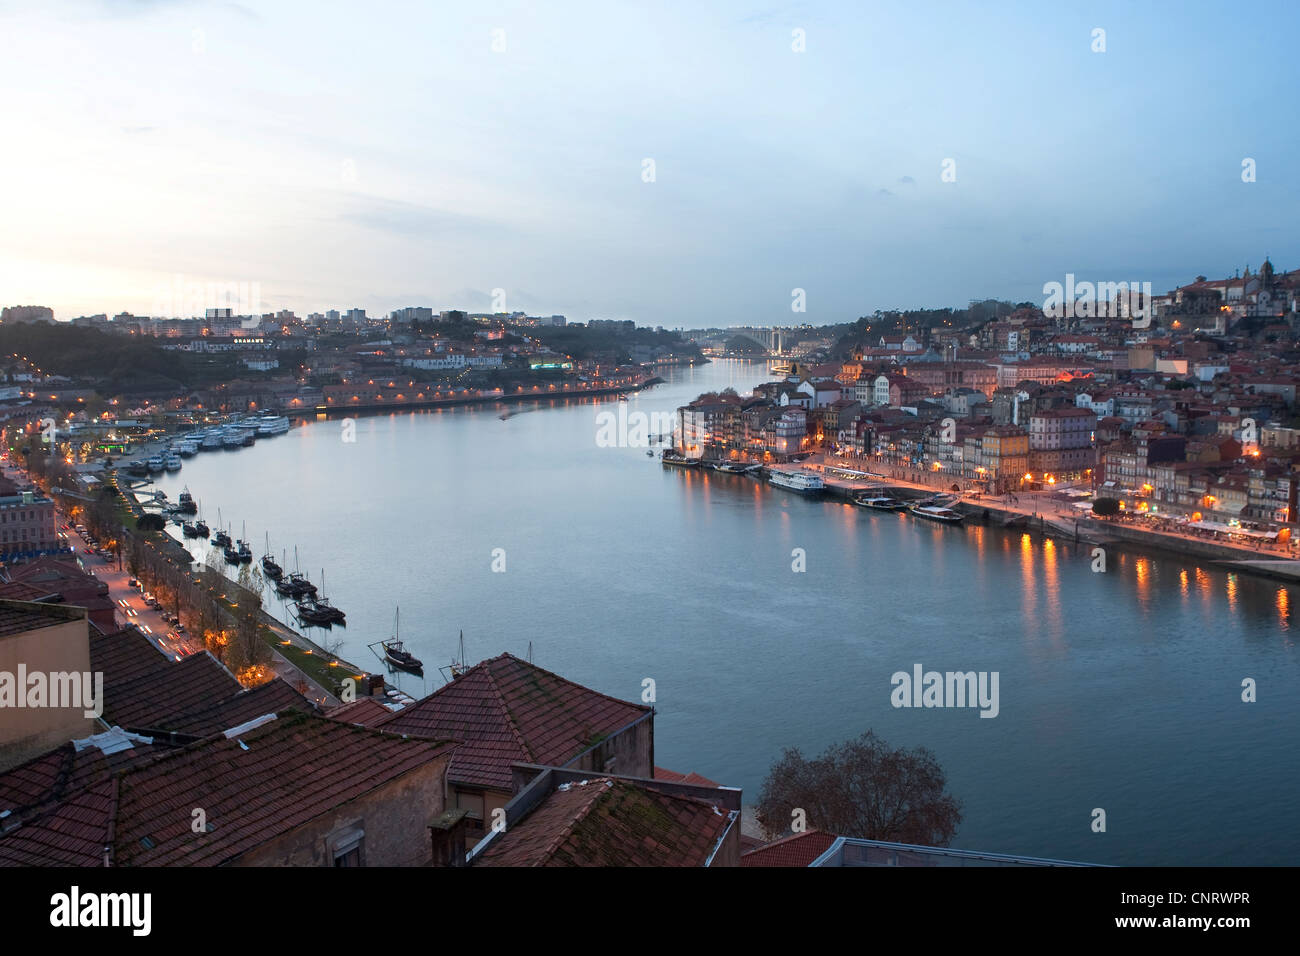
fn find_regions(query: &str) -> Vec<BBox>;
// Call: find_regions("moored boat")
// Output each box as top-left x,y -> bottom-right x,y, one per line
768,469 -> 825,495
908,502 -> 965,524
660,450 -> 700,468
853,494 -> 907,511
382,609 -> 422,673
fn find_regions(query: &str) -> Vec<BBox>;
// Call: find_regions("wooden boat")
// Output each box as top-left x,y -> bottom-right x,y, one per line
383,609 -> 423,673
853,495 -> 907,511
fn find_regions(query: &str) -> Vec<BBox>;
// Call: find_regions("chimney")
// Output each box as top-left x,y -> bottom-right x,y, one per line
429,808 -> 469,867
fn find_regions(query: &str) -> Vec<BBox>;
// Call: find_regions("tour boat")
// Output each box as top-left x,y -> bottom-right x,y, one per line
126,460 -> 149,478
660,450 -> 700,468
853,495 -> 907,511
177,441 -> 199,457
908,502 -> 966,524
163,454 -> 182,472
768,469 -> 826,495
146,456 -> 165,473
255,415 -> 291,436
200,431 -> 223,451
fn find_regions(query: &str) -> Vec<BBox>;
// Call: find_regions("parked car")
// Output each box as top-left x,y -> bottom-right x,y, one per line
128,578 -> 139,588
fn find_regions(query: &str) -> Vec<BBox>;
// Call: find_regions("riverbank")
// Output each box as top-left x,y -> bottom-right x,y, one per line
744,455 -> 1300,585
291,378 -> 655,419
118,480 -> 374,702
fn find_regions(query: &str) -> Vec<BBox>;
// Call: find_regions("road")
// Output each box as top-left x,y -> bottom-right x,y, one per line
60,522 -> 204,660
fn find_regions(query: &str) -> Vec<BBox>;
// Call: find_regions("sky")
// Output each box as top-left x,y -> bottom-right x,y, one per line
1,0 -> 1297,328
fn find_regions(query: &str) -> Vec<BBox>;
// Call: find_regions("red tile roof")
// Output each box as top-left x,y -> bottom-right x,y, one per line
0,598 -> 85,638
740,829 -> 837,867
324,697 -> 394,726
654,766 -> 721,787
0,778 -> 117,867
476,777 -> 732,867
0,712 -> 458,867
165,678 -> 314,736
378,653 -> 651,791
89,627 -> 244,730
0,732 -> 159,822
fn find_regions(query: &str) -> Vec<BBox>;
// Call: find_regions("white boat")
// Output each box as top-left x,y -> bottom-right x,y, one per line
768,469 -> 825,495
909,503 -> 965,524
177,441 -> 199,457
146,456 -> 165,473
255,415 -> 290,436
163,454 -> 182,472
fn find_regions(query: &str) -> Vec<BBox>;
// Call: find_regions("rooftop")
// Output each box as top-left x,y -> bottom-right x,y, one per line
378,652 -> 651,791
475,776 -> 734,867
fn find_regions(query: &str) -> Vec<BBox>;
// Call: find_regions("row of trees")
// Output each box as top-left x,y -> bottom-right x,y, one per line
122,521 -> 272,683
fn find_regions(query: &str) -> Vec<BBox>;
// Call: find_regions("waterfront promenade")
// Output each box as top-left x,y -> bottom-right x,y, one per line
798,452 -> 1300,581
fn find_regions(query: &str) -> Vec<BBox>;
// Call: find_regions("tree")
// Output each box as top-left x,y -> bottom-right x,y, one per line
136,513 -> 166,531
1092,497 -> 1121,517
756,730 -> 962,846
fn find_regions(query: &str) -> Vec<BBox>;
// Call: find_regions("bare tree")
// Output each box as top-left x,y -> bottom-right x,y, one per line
756,731 -> 962,846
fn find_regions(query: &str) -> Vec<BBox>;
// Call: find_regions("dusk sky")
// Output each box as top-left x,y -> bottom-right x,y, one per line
2,0 -> 1297,327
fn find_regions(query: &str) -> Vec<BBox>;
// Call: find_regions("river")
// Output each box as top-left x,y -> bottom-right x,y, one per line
154,359 -> 1300,865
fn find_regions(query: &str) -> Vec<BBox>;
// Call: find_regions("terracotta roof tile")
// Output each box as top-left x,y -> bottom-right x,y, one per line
379,654 -> 650,791
654,766 -> 721,787
741,829 -> 837,867
476,778 -> 732,867
324,697 -> 394,726
0,712 -> 458,867
90,627 -> 243,730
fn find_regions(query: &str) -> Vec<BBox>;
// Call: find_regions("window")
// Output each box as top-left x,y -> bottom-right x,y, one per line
333,845 -> 361,867
326,824 -> 365,867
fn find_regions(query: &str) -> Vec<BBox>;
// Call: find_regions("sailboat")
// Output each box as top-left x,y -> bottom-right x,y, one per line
382,608 -> 423,674
260,532 -> 283,580
439,631 -> 468,682
211,508 -> 231,547
296,569 -> 345,625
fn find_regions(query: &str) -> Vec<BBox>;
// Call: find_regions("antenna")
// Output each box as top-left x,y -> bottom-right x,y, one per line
527,640 -> 533,663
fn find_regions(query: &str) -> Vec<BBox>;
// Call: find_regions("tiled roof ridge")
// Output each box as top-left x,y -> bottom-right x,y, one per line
752,827 -> 825,851
533,777 -> 614,865
486,652 -> 653,717
482,658 -> 537,763
104,776 -> 120,867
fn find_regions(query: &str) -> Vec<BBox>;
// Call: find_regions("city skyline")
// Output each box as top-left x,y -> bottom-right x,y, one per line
2,0 -> 1297,326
